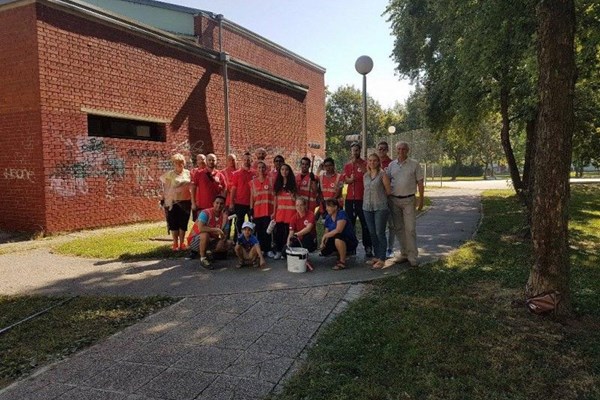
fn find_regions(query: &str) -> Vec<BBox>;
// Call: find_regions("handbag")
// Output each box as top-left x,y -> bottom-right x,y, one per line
526,291 -> 560,315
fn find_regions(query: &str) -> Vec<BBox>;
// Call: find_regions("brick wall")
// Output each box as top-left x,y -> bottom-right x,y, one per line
195,15 -> 326,164
0,4 -> 46,232
21,3 -> 307,233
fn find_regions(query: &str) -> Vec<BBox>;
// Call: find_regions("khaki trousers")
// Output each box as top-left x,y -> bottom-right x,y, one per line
388,196 -> 418,264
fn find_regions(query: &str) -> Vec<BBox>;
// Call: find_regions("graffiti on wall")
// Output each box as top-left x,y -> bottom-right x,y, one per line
3,168 -> 35,182
50,137 -> 125,199
172,139 -> 204,158
48,136 -> 197,200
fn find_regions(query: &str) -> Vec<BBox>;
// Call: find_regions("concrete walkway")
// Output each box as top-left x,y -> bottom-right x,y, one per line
0,188 -> 482,400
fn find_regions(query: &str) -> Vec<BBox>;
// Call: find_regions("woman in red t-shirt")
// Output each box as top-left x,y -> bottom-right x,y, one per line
221,153 -> 237,207
286,197 -> 317,252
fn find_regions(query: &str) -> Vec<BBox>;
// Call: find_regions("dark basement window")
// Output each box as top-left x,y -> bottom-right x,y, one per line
87,114 -> 165,141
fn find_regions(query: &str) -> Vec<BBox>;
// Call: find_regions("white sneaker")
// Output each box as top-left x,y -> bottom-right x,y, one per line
273,251 -> 282,260
267,251 -> 275,258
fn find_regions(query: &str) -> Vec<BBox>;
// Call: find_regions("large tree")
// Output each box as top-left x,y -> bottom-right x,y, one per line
526,0 -> 576,316
387,0 -> 579,315
325,85 -> 386,166
386,0 -> 538,206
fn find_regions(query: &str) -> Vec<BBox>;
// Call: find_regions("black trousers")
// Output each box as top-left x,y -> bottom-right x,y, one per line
253,216 -> 272,252
233,204 -> 251,238
289,233 -> 317,252
273,222 -> 290,252
344,199 -> 372,249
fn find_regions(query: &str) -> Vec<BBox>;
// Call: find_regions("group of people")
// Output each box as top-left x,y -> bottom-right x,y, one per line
159,140 -> 424,271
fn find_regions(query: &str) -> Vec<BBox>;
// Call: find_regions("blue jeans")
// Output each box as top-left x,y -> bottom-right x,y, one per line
363,208 -> 389,260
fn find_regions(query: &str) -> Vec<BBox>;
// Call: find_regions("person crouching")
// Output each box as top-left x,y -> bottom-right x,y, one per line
187,195 -> 232,269
234,221 -> 267,269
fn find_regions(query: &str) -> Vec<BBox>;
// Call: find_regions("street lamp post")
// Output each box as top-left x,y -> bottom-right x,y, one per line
355,56 -> 373,158
387,125 -> 396,149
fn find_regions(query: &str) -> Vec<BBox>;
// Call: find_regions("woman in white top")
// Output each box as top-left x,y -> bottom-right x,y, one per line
160,153 -> 192,251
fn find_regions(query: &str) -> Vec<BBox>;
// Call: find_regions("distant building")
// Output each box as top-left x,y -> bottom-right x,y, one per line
0,0 -> 325,233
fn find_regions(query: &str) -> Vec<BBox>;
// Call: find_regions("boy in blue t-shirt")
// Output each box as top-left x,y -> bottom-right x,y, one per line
234,221 -> 267,268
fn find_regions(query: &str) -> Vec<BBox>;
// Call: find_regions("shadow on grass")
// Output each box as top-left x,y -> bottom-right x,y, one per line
272,187 -> 600,400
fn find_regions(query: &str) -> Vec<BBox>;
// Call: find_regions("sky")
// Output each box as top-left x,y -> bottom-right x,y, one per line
173,0 -> 414,109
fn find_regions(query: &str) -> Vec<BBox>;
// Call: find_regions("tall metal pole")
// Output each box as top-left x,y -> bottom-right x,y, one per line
217,14 -> 231,156
355,56 -> 373,159
361,74 -> 367,158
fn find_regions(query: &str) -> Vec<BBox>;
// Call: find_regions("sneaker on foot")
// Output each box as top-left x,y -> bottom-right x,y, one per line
171,243 -> 179,251
267,251 -> 276,258
386,249 -> 394,258
273,251 -> 283,260
200,257 -> 212,269
179,243 -> 188,251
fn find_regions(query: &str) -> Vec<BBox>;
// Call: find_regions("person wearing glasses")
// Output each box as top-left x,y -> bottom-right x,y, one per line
343,142 -> 373,258
386,141 -> 424,268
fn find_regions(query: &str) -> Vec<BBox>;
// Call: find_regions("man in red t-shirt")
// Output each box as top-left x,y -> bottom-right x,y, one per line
343,142 -> 372,257
286,198 -> 317,252
251,147 -> 267,170
229,152 -> 256,237
377,141 -> 393,169
190,154 -> 206,181
191,153 -> 226,221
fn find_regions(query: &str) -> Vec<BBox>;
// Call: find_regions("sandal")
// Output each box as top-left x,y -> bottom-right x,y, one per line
370,260 -> 385,270
332,260 -> 347,270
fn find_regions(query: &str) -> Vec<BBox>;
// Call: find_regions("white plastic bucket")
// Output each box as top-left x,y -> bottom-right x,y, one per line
286,247 -> 309,273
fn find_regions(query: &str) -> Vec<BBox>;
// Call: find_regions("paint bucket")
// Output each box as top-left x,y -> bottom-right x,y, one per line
286,247 -> 309,273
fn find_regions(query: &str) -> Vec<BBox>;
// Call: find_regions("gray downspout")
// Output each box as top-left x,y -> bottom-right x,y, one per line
216,14 -> 231,156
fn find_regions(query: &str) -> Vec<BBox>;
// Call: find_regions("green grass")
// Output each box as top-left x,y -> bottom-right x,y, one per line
271,185 -> 600,400
53,226 -> 177,260
0,295 -> 177,388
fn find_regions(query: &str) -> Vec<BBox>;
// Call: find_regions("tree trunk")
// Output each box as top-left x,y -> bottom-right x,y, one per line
522,116 -> 537,220
499,85 -> 526,205
526,0 -> 576,317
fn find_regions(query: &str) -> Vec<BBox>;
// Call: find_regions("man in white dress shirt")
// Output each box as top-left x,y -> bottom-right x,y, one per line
386,141 -> 424,267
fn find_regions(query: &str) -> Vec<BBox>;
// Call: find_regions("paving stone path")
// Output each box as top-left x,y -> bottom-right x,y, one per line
0,188 -> 482,400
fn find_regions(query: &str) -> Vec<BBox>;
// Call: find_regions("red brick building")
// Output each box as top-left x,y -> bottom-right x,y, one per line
0,0 -> 325,233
